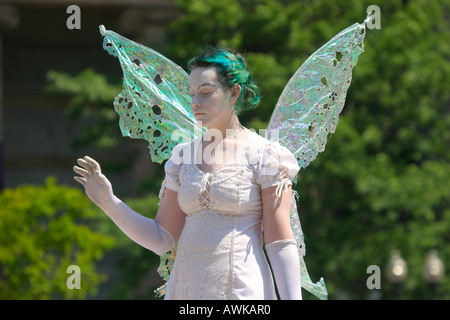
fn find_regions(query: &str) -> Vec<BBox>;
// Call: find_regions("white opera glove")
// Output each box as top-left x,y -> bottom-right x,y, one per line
73,156 -> 116,210
266,239 -> 303,300
73,156 -> 175,255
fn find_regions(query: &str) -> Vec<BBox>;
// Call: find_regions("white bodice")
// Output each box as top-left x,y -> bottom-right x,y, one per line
160,131 -> 299,299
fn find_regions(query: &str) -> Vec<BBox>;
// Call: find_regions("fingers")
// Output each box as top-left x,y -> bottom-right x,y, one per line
74,156 -> 102,186
77,158 -> 94,175
74,176 -> 87,186
83,156 -> 102,174
76,156 -> 101,174
73,165 -> 89,179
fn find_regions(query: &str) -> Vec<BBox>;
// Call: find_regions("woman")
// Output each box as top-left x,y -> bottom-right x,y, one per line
73,47 -> 302,300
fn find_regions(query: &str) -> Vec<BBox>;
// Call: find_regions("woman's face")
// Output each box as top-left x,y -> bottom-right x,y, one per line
189,67 -> 236,129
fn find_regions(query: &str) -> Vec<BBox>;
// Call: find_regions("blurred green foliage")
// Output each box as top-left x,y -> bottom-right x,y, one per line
43,0 -> 449,299
46,69 -> 122,150
0,177 -> 115,299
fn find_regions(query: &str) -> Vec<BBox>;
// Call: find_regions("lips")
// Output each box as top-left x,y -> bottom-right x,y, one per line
194,112 -> 205,116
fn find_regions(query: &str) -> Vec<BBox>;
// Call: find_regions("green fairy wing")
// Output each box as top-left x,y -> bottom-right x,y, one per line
267,21 -> 366,168
99,25 -> 204,163
267,18 -> 370,300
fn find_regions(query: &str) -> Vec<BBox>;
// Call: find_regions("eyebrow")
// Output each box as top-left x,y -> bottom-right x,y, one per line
199,82 -> 216,88
190,82 -> 216,91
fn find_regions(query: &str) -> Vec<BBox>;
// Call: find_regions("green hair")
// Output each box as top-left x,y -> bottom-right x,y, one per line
188,47 -> 261,116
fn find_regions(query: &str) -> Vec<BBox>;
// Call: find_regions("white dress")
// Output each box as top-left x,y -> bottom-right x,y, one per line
160,130 -> 300,300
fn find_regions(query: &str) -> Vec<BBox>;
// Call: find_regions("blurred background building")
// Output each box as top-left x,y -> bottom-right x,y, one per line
1,0 -> 178,197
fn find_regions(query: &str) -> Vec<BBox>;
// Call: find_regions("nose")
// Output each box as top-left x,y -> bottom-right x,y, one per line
191,94 -> 200,108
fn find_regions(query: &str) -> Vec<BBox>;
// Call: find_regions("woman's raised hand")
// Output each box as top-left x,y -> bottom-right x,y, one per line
73,156 -> 116,209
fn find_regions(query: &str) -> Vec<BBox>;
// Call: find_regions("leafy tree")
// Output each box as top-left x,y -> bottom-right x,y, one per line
0,177 -> 115,299
46,69 -> 122,150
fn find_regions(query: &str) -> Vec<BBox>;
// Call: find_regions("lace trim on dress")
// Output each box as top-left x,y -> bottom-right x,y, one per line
199,172 -> 212,208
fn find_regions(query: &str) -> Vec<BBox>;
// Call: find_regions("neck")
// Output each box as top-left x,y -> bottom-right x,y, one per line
206,114 -> 244,140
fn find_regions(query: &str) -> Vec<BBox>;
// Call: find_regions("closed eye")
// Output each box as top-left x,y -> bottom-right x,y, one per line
191,90 -> 213,97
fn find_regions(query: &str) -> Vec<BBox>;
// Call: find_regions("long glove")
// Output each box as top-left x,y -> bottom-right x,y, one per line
265,239 -> 303,300
73,156 -> 175,255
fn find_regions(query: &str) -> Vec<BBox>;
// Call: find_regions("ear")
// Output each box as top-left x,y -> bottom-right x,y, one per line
229,84 -> 242,105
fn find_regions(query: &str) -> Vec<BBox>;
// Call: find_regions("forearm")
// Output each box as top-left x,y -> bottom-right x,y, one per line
266,239 -> 302,300
101,196 -> 175,255
74,156 -> 175,255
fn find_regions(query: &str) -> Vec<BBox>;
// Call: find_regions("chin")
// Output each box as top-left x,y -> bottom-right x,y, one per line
196,119 -> 212,128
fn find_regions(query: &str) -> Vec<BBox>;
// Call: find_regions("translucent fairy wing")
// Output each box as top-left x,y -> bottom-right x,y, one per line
154,246 -> 177,297
266,21 -> 367,169
99,25 -> 204,163
290,192 -> 328,300
267,19 -> 370,300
